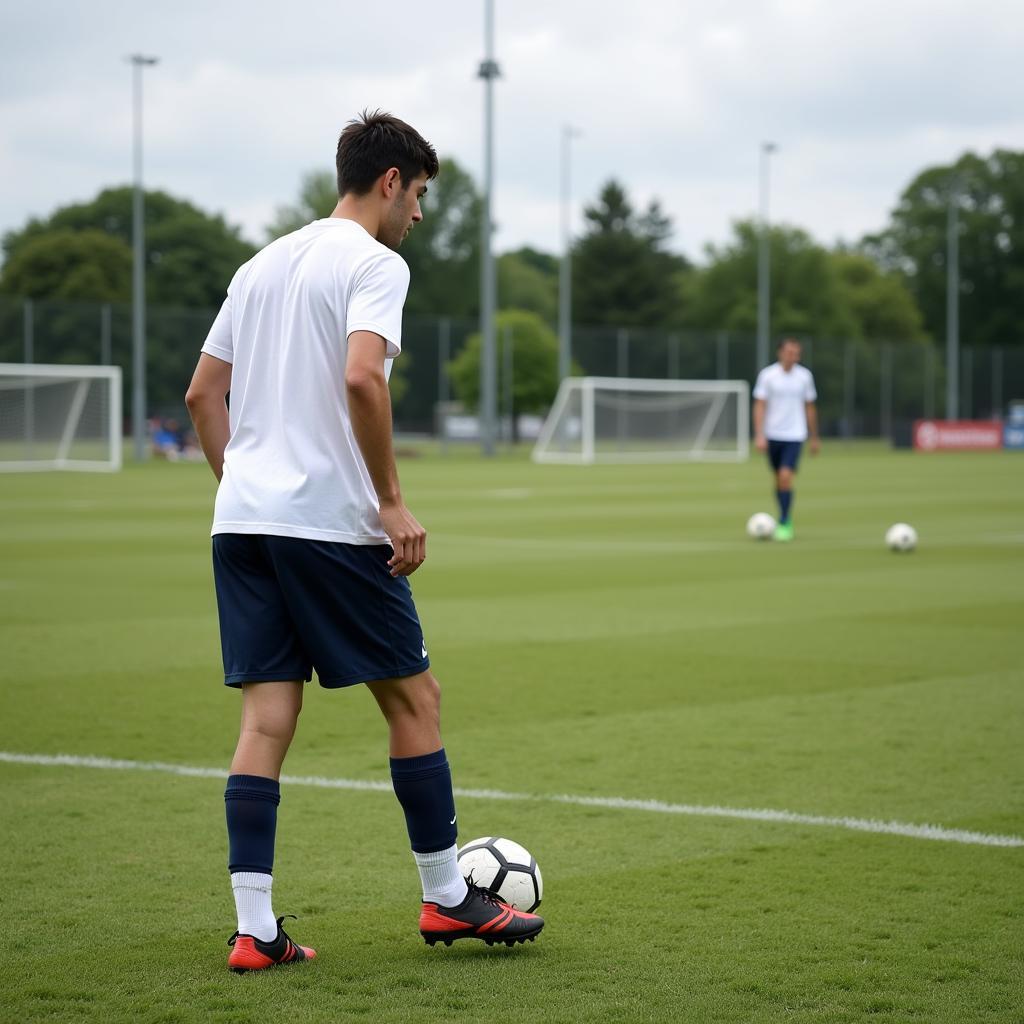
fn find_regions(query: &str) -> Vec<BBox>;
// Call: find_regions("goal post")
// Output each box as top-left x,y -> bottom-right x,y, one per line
0,364 -> 123,472
532,376 -> 750,465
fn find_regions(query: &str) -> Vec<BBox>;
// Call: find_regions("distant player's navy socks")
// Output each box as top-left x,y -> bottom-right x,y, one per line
225,774 -> 280,874
776,489 -> 793,524
390,748 -> 458,853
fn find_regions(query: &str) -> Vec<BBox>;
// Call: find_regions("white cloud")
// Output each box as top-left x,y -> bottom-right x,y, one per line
1,0 -> 1021,265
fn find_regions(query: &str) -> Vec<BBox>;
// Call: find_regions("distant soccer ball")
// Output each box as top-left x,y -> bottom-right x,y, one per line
746,512 -> 777,540
456,836 -> 543,912
885,523 -> 918,552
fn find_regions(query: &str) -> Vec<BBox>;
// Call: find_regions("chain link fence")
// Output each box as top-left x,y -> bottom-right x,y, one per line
2,296 -> 1021,444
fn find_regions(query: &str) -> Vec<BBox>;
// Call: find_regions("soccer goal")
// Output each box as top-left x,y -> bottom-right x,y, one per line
0,364 -> 123,472
532,376 -> 750,465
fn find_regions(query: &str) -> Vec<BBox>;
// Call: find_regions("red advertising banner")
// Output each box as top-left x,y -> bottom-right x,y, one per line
913,420 -> 1003,451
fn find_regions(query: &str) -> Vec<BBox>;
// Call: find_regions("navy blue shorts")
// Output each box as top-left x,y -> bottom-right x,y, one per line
211,534 -> 430,688
767,439 -> 803,472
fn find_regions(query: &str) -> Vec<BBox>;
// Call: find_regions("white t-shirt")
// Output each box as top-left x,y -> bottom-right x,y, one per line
752,362 -> 817,442
200,218 -> 410,543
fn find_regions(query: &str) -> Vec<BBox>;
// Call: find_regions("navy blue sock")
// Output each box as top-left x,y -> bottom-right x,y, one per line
225,774 -> 280,874
777,489 -> 793,524
390,748 -> 458,854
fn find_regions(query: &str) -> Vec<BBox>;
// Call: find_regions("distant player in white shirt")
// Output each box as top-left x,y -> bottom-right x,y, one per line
752,338 -> 820,542
185,111 -> 542,972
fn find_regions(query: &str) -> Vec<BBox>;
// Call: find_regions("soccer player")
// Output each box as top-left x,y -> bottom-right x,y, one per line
185,111 -> 543,972
752,338 -> 820,541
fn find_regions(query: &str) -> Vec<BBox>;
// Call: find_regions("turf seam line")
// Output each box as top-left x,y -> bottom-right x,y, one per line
1,750 -> 1021,849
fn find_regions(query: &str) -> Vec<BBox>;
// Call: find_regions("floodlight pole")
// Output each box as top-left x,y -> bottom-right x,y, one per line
130,54 -> 158,462
477,0 -> 500,456
756,141 -> 777,373
946,179 -> 960,421
558,125 -> 580,382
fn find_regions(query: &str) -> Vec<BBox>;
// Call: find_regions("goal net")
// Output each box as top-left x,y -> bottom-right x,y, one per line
532,377 -> 750,464
0,364 -> 123,472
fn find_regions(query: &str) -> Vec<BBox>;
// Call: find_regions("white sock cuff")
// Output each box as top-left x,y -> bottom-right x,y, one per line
413,844 -> 459,868
413,844 -> 468,906
231,871 -> 273,892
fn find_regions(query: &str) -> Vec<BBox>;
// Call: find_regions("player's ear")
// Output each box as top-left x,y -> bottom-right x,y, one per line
382,167 -> 401,197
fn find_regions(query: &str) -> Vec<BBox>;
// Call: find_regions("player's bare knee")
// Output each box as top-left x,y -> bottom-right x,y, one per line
376,672 -> 440,724
242,722 -> 293,748
243,707 -> 300,744
420,671 -> 441,710
404,676 -> 441,722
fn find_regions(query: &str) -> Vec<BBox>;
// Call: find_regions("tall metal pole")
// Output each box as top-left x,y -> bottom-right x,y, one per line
616,329 -> 628,448
923,345 -> 935,420
880,343 -> 893,440
503,322 -> 514,444
992,348 -> 1003,419
843,340 -> 855,438
23,299 -> 34,456
558,125 -> 579,382
477,2 -> 500,456
100,303 -> 112,365
130,54 -> 158,461
962,347 -> 973,419
756,141 -> 777,372
438,317 -> 451,455
23,298 -> 34,365
946,179 -> 960,421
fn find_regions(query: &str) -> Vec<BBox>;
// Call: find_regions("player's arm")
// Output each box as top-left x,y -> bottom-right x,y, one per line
185,353 -> 232,481
806,401 -> 820,454
753,398 -> 767,452
345,331 -> 425,577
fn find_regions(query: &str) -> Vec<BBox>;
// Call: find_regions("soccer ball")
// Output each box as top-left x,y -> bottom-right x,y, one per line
456,836 -> 543,912
885,523 -> 918,552
746,512 -> 777,540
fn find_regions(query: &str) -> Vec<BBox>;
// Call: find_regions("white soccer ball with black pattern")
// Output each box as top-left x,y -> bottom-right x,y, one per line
456,836 -> 543,912
746,512 -> 776,540
885,522 -> 918,552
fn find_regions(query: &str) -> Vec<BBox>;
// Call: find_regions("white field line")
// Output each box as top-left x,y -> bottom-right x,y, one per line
1,750 -> 1021,849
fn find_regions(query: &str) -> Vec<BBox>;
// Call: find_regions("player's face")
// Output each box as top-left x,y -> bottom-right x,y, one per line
779,342 -> 801,369
381,173 -> 428,251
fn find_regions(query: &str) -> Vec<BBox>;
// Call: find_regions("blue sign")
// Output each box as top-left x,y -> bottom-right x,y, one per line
1004,424 -> 1024,449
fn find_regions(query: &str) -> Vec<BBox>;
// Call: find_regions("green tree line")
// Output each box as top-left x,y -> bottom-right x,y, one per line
1,148 -> 1020,418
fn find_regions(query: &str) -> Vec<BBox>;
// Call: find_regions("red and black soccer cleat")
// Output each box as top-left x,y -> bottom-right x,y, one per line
227,915 -> 316,973
420,882 -> 544,947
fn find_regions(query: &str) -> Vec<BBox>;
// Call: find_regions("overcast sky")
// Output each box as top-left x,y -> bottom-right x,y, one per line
2,0 -> 1021,263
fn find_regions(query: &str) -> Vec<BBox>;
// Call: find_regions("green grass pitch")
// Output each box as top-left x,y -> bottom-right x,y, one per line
1,444 -> 1022,1023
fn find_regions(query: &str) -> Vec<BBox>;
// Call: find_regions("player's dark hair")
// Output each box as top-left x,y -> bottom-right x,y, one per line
336,110 -> 439,197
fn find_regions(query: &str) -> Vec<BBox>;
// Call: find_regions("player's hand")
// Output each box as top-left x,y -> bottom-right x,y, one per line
810,438 -> 821,455
755,434 -> 768,453
379,503 -> 426,577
